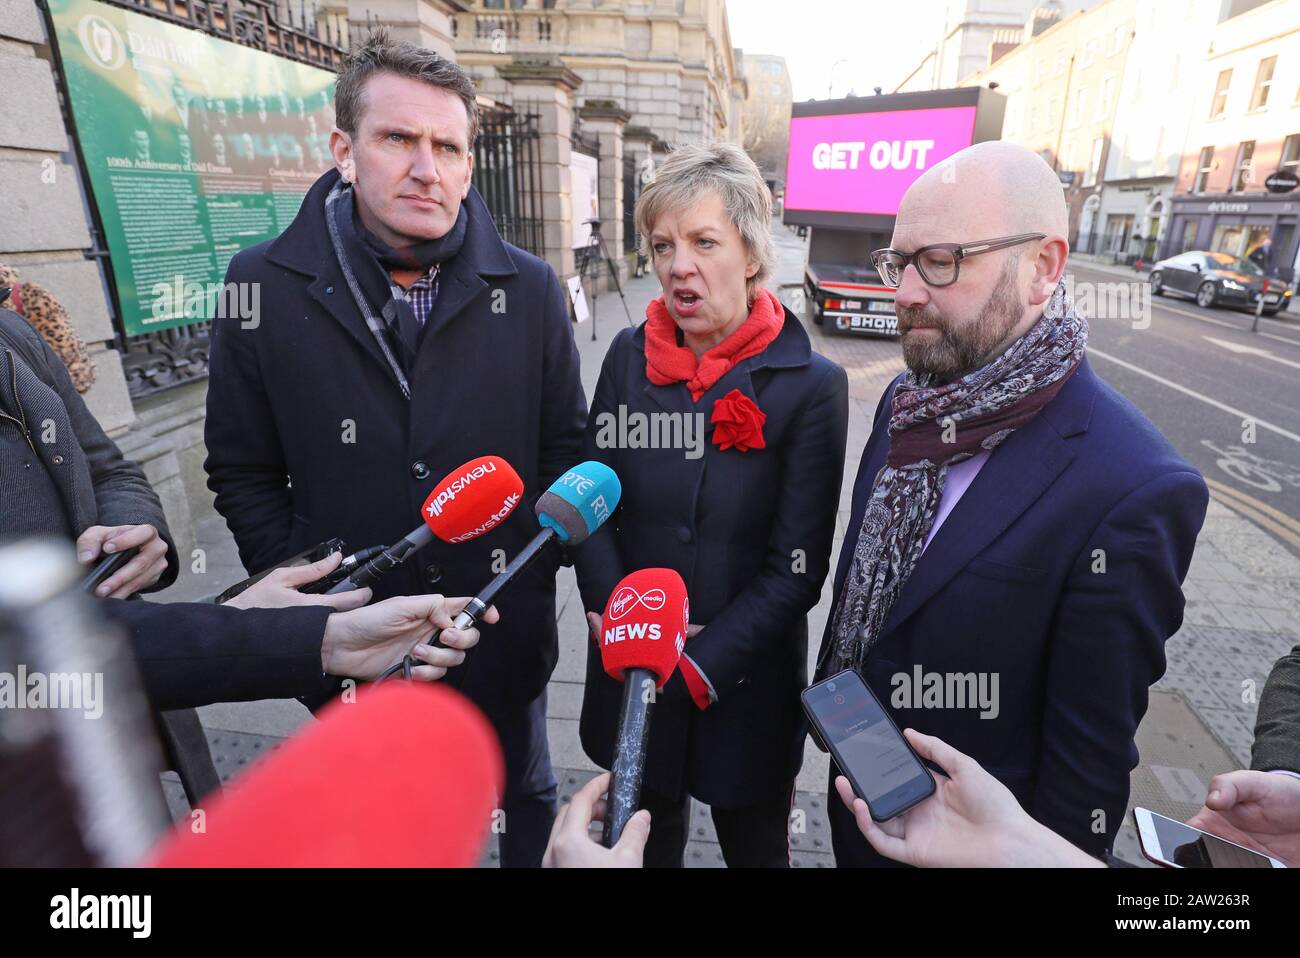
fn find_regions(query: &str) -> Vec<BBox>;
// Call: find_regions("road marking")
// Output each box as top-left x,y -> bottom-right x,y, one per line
1152,299 -> 1241,329
1153,296 -> 1300,344
1260,330 -> 1300,348
1203,335 -> 1300,371
1206,478 -> 1300,552
1088,348 -> 1300,444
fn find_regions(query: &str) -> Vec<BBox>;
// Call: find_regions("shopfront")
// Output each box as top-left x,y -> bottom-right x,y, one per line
1165,194 -> 1299,288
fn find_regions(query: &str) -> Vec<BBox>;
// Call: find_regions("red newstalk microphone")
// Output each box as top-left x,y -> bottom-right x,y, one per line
598,568 -> 687,847
325,455 -> 524,593
146,683 -> 503,867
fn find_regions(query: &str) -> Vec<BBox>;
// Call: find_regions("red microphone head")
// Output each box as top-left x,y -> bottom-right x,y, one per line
599,568 -> 688,688
144,683 -> 503,868
422,455 -> 524,544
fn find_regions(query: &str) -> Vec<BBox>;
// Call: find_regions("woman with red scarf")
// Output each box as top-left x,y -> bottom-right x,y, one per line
574,143 -> 848,867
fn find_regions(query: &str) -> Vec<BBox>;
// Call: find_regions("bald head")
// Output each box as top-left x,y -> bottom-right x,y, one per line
901,141 -> 1069,240
886,141 -> 1073,382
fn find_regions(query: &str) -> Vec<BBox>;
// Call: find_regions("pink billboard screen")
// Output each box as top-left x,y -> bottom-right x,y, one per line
785,106 -> 978,217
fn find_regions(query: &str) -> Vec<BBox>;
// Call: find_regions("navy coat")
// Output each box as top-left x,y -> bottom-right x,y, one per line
816,357 -> 1209,863
576,307 -> 848,808
204,169 -> 587,715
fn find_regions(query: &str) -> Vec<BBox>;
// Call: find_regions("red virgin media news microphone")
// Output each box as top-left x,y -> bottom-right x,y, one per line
146,682 -> 503,867
599,568 -> 687,847
322,455 -> 524,594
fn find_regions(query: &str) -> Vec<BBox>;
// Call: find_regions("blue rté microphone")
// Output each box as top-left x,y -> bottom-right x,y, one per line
450,461 -> 621,628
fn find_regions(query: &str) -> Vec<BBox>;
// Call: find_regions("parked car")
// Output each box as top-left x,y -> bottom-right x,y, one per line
1149,250 -> 1292,316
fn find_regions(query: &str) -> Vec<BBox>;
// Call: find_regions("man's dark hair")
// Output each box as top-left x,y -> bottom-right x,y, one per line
334,29 -> 479,147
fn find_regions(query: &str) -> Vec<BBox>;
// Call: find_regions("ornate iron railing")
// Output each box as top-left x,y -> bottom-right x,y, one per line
94,0 -> 359,69
474,105 -> 545,258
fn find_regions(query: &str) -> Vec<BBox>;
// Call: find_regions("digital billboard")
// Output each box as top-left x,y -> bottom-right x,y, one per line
783,88 -> 1005,231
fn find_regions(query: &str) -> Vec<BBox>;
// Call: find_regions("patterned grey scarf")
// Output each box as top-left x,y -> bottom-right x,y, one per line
828,279 -> 1088,673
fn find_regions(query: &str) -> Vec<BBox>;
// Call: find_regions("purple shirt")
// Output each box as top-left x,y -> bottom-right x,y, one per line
921,449 -> 992,554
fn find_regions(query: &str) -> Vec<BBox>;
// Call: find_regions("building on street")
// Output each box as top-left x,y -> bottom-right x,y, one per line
1166,0 -> 1300,289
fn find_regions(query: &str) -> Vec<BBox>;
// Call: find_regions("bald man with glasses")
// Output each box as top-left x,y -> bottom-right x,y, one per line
813,141 -> 1209,867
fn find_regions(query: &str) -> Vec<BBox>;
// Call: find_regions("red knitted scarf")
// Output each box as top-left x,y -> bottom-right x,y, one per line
644,287 -> 783,402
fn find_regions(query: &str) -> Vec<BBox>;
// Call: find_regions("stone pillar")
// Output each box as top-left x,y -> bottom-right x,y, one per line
622,125 -> 659,264
347,0 -> 464,59
0,1 -> 135,436
499,58 -> 583,282
578,102 -> 631,288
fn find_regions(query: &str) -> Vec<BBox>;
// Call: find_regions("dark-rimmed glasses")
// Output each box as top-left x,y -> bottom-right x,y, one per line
870,233 -> 1047,289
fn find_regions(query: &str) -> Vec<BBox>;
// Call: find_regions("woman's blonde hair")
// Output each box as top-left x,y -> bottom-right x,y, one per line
634,142 -> 775,305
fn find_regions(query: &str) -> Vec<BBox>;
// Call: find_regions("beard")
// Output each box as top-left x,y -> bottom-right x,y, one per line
897,255 -> 1024,382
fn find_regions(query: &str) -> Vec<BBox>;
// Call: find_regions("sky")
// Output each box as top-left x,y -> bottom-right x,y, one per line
726,0 -> 947,101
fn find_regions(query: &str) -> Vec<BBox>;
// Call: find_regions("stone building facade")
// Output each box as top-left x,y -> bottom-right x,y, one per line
742,53 -> 791,194
450,0 -> 746,280
0,0 -> 747,559
1167,0 -> 1300,285
961,0 -> 1139,253
0,0 -> 198,545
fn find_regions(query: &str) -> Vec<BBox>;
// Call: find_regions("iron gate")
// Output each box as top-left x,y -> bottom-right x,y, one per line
473,106 -> 544,259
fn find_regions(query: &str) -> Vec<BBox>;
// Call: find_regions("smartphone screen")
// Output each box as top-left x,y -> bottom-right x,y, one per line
803,669 -> 934,820
1136,808 -> 1279,868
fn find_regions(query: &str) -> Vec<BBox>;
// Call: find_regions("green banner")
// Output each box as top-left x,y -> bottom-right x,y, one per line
49,0 -> 336,334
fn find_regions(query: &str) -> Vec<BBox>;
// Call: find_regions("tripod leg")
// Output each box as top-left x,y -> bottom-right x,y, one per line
598,234 -> 634,325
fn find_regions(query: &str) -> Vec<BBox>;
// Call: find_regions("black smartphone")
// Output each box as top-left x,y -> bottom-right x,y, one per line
802,668 -> 936,821
79,547 -> 138,595
214,537 -> 348,604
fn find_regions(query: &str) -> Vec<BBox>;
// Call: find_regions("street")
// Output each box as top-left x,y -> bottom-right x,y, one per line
1074,261 -> 1300,555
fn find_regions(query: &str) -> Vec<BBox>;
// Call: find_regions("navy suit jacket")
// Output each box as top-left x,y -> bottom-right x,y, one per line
815,356 -> 1209,861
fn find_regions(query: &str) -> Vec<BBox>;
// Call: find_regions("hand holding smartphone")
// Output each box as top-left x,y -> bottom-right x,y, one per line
802,668 -> 936,821
1134,807 -> 1286,868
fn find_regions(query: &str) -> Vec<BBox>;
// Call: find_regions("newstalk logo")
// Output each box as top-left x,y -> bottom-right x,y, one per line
425,461 -> 498,518
447,492 -> 522,543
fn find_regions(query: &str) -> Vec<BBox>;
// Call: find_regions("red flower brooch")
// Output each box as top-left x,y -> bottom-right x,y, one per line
711,388 -> 766,452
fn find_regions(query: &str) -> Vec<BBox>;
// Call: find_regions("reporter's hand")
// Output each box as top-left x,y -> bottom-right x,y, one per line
1187,770 -> 1300,866
225,551 -> 371,612
835,728 -> 1102,868
542,772 -> 650,868
320,594 -> 498,682
77,523 -> 169,598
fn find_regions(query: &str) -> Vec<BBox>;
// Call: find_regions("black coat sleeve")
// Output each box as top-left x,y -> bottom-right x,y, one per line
203,253 -> 294,574
101,598 -> 334,711
2,311 -> 178,590
1252,645 -> 1300,774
